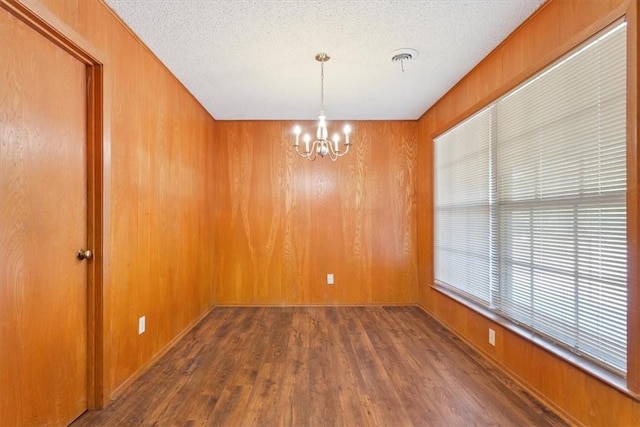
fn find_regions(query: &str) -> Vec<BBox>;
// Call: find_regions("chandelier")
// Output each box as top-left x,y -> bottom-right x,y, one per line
293,53 -> 352,161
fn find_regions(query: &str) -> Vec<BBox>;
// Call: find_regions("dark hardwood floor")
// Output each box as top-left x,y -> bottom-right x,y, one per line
74,306 -> 567,426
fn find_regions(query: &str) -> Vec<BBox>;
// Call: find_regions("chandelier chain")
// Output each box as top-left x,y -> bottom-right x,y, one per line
320,60 -> 325,111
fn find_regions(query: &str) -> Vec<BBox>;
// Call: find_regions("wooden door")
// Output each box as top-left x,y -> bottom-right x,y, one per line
0,5 -> 89,426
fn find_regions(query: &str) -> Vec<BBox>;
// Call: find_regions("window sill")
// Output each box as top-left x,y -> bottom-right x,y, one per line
431,284 -> 640,402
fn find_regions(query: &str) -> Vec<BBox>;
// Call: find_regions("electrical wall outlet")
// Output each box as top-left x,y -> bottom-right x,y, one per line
488,328 -> 496,346
139,316 -> 146,335
327,273 -> 334,285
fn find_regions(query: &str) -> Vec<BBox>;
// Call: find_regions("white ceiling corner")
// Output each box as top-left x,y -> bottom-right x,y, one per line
103,0 -> 545,121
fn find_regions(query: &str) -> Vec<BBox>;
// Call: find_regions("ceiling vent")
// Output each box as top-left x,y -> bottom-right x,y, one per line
390,48 -> 419,72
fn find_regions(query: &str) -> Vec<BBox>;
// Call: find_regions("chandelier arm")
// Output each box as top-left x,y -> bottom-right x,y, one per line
294,144 -> 315,160
295,134 -> 351,161
335,143 -> 350,157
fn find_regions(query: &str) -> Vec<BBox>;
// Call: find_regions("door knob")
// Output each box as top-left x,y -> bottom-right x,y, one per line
77,249 -> 93,261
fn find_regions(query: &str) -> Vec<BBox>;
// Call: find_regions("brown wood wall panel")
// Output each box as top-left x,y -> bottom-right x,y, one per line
416,113 -> 435,306
38,0 -> 78,27
213,121 -> 418,305
417,0 -> 640,425
25,0 -> 217,401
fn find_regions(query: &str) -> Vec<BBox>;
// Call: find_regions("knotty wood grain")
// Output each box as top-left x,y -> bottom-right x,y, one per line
73,307 -> 566,426
212,121 -> 419,305
417,0 -> 640,424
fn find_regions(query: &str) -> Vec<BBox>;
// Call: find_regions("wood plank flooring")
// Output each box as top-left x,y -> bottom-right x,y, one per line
74,307 -> 567,426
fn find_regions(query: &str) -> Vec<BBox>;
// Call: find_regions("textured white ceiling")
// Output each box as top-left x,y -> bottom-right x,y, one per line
103,0 -> 545,120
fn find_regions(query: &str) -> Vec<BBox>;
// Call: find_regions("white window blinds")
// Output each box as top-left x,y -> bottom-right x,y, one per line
434,106 -> 495,305
495,22 -> 627,373
433,21 -> 627,374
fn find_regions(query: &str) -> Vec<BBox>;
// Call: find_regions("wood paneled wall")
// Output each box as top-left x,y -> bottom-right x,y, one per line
212,121 -> 418,305
417,0 -> 640,425
30,0 -> 217,402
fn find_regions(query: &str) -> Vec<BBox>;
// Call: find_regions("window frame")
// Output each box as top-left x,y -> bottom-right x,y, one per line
432,18 -> 633,387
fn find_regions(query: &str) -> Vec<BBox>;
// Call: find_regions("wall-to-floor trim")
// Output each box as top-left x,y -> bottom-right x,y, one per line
415,304 -> 578,426
213,302 -> 414,308
108,304 -> 217,402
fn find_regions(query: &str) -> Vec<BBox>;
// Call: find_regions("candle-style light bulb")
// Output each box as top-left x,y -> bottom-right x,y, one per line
332,133 -> 340,152
318,115 -> 329,141
303,133 -> 311,153
343,124 -> 351,145
293,125 -> 301,146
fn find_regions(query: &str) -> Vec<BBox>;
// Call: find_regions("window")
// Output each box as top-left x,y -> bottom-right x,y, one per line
434,106 -> 495,305
434,21 -> 627,374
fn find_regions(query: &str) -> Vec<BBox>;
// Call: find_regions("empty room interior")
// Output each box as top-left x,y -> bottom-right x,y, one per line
1,0 -> 639,425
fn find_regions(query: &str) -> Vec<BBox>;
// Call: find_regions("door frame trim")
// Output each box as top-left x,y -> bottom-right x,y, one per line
0,0 -> 109,409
